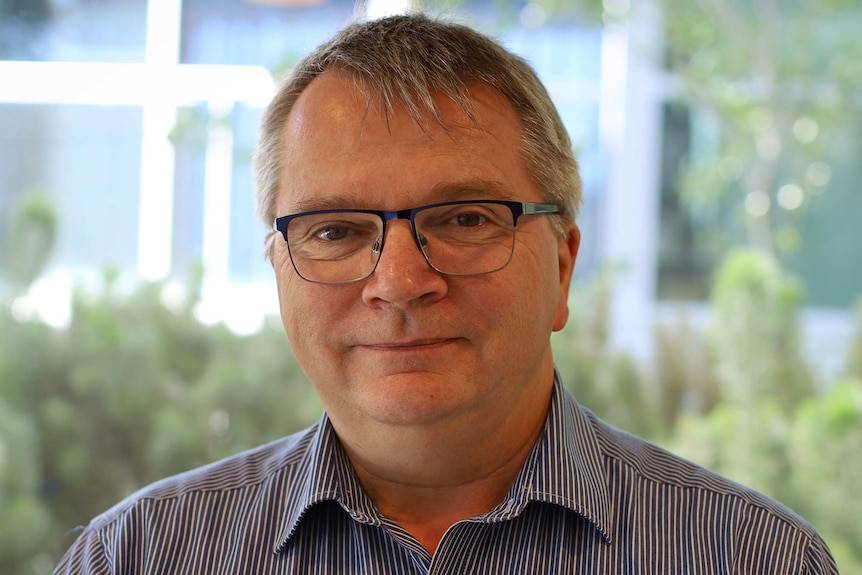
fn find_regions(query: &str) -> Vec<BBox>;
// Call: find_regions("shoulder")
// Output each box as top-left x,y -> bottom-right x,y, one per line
53,424 -> 324,574
88,423 -> 319,531
581,405 -> 797,516
53,423 -> 323,574
575,404 -> 837,571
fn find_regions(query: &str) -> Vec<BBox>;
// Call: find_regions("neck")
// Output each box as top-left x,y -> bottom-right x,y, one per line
353,426 -> 541,555
336,379 -> 555,555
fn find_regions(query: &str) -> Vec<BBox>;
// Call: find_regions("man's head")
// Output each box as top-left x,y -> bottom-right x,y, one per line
255,13 -> 582,252
257,14 -> 581,468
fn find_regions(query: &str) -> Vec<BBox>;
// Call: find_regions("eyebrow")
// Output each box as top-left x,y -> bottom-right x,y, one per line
429,179 -> 517,203
286,179 -> 517,214
287,195 -> 358,214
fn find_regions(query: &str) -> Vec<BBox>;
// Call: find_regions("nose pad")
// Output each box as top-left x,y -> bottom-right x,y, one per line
372,231 -> 427,254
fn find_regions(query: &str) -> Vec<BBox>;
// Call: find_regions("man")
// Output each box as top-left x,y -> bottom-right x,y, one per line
55,14 -> 838,574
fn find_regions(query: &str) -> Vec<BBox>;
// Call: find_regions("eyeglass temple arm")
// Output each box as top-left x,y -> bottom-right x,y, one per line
522,202 -> 560,215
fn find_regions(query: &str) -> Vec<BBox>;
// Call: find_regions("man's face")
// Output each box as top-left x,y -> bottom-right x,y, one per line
271,71 -> 579,438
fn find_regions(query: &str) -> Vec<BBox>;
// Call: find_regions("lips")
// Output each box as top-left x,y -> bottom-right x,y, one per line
364,338 -> 456,350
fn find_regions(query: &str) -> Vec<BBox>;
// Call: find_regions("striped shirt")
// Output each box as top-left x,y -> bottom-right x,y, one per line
54,374 -> 838,574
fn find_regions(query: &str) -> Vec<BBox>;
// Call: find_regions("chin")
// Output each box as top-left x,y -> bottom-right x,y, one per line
356,372 -> 479,428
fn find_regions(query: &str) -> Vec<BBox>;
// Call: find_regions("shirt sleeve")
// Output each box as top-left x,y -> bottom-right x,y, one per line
52,526 -> 112,575
803,534 -> 840,575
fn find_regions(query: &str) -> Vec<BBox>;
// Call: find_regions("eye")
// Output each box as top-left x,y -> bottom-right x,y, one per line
315,225 -> 352,241
453,212 -> 487,227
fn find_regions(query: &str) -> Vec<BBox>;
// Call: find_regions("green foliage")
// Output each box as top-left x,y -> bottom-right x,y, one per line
416,0 -> 605,27
654,313 -> 720,426
710,249 -> 813,410
700,249 -> 810,502
0,273 -> 321,574
0,397 -> 51,571
553,266 -> 660,439
557,251 -> 861,572
1,192 -> 57,296
663,249 -> 861,573
848,297 -> 862,380
657,0 -> 862,255
668,375 -> 862,573
790,378 -> 862,554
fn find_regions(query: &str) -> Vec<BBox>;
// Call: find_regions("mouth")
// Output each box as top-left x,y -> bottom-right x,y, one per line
363,338 -> 457,351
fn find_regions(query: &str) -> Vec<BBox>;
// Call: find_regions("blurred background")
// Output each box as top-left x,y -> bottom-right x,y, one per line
0,0 -> 860,573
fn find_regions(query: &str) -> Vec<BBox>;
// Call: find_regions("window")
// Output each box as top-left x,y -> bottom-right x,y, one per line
1,0 -> 607,331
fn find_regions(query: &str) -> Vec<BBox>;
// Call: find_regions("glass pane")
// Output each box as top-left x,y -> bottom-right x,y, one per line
656,102 -> 862,308
505,26 -> 602,85
656,102 -> 718,301
0,104 -> 142,274
0,0 -> 148,62
791,127 -> 862,308
180,0 -> 355,69
229,103 -> 271,283
170,105 -> 208,280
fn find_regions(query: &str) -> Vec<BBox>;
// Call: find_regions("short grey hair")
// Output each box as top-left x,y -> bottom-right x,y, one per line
254,13 -> 582,253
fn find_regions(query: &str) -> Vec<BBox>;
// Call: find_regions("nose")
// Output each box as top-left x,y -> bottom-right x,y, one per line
361,221 -> 448,308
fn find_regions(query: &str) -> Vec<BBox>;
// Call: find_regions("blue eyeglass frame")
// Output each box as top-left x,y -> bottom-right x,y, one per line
273,199 -> 561,248
273,199 -> 561,283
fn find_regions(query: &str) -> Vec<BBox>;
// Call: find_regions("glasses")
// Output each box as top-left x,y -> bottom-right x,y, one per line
273,200 -> 561,284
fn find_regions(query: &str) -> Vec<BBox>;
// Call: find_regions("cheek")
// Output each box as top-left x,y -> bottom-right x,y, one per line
275,264 -> 355,364
274,257 -> 321,353
460,261 -> 554,355
508,241 -> 561,322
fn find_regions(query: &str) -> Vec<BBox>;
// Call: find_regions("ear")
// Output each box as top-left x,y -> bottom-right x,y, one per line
552,222 -> 580,332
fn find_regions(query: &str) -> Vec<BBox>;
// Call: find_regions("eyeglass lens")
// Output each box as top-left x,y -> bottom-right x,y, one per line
285,202 -> 518,283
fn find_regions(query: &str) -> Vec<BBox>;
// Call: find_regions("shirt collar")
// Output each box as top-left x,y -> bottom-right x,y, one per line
500,371 -> 612,542
274,371 -> 612,553
274,414 -> 381,554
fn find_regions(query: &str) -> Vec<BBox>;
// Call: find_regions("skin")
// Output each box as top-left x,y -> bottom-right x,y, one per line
271,71 -> 580,554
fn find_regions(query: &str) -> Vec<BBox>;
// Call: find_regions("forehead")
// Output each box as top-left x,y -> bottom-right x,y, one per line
284,71 -> 521,148
276,71 -> 533,212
